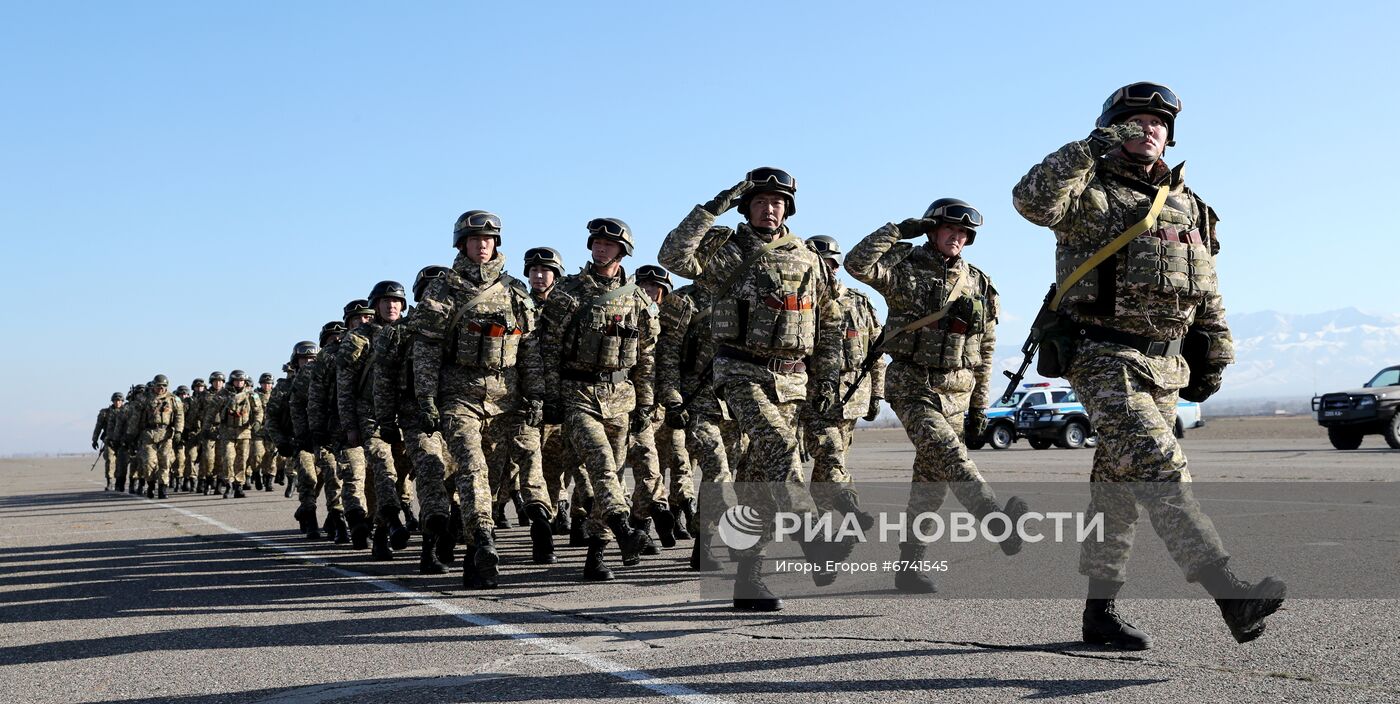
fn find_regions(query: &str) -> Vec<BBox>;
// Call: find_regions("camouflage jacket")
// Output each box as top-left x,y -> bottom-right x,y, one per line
1012,144 -> 1232,382
215,387 -> 262,440
656,282 -> 720,415
338,320 -> 385,440
92,405 -> 116,446
185,391 -> 206,441
412,251 -> 543,418
371,317 -> 420,432
199,389 -> 226,442
307,339 -> 343,442
658,205 -> 842,403
290,355 -> 322,444
266,374 -> 296,449
538,262 -> 658,418
816,280 -> 886,420
123,390 -> 184,444
252,388 -> 271,440
846,228 -> 998,409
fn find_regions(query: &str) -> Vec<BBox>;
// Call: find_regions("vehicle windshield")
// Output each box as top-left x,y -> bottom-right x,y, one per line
1062,392 -> 1078,404
992,393 -> 1023,408
1365,367 -> 1400,388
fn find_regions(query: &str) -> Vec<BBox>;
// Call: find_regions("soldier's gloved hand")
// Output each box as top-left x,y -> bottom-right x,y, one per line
863,397 -> 883,423
523,398 -> 545,428
701,179 -> 755,216
629,405 -> 653,435
92,440 -> 99,451
812,380 -> 840,416
964,408 -> 989,439
1180,367 -> 1225,403
417,397 -> 440,434
542,401 -> 564,426
1086,122 -> 1146,157
895,218 -> 936,240
664,404 -> 689,430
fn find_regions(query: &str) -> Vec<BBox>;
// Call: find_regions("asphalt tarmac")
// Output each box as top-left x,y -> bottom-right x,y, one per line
3,427 -> 1396,703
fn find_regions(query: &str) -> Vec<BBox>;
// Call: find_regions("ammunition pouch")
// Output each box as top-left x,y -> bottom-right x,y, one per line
1034,313 -> 1078,378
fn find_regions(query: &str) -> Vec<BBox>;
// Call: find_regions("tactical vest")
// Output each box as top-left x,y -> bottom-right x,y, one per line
1056,175 -> 1218,311
711,243 -> 819,356
838,291 -> 879,373
144,395 -> 175,430
885,267 -> 991,371
224,390 -> 253,429
452,282 -> 524,371
566,284 -> 642,371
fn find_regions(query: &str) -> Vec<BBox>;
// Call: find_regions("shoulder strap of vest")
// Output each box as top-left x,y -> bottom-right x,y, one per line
710,233 -> 798,301
442,278 -> 506,352
895,264 -> 971,335
593,282 -> 638,307
1049,184 -> 1170,311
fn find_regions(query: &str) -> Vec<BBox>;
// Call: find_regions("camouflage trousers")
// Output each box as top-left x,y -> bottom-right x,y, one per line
368,436 -> 415,520
564,409 -> 634,540
800,412 -> 857,510
720,379 -> 818,557
136,431 -> 173,486
539,424 -> 593,520
444,410 -> 550,549
1068,350 -> 1229,583
687,412 -> 739,533
340,446 -> 374,521
115,446 -> 131,486
657,421 -> 694,506
889,393 -> 1000,520
171,444 -> 185,482
623,420 -> 669,521
408,429 -> 453,525
181,441 -> 199,479
252,439 -> 275,478
199,438 -> 220,480
296,447 -> 343,512
100,445 -> 117,482
218,436 -> 251,484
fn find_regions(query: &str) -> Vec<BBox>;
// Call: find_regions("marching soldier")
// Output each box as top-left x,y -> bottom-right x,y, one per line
1012,81 -> 1284,648
92,392 -> 123,491
215,370 -> 262,498
123,375 -> 184,499
292,321 -> 349,540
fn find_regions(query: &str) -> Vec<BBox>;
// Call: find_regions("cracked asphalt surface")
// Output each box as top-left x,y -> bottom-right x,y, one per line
3,424 -> 1397,703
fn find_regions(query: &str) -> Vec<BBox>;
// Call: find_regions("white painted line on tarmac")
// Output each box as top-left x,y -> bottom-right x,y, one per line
110,486 -> 728,704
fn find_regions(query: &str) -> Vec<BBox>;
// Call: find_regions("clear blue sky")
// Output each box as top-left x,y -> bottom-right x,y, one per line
2,1 -> 1394,454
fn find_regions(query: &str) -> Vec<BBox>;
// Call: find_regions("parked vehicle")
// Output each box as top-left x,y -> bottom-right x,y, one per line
967,383 -> 1070,450
1015,392 -> 1204,449
1312,365 -> 1400,450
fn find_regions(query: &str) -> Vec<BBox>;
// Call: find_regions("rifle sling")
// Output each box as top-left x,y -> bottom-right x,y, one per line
1049,184 -> 1170,312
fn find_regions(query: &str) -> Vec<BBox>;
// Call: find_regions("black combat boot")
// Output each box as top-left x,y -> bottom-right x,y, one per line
631,516 -> 661,555
672,498 -> 693,541
284,479 -> 294,498
651,501 -> 677,548
449,503 -> 464,545
893,542 -> 937,594
733,555 -> 783,612
381,506 -> 411,551
607,513 -> 651,566
551,500 -> 570,536
833,490 -> 876,532
115,476 -> 126,493
135,478 -> 146,495
321,511 -> 338,542
157,483 -> 167,500
419,532 -> 447,575
242,481 -> 252,491
1197,560 -> 1287,643
583,538 -> 614,582
401,505 -> 419,533
263,475 -> 273,491
346,508 -> 370,550
526,504 -> 556,564
511,490 -> 529,527
146,483 -> 156,499
1082,579 -> 1151,650
184,477 -> 195,492
464,528 -> 499,589
331,510 -> 350,544
977,496 -> 1030,556
690,531 -> 722,571
275,472 -> 285,485
304,507 -> 322,540
104,479 -> 111,491
221,480 -> 232,499
492,502 -> 509,530
233,482 -> 247,499
371,524 -> 394,560
253,473 -> 264,491
195,477 -> 205,494
569,512 -> 587,547
426,513 -> 454,565
293,506 -> 309,535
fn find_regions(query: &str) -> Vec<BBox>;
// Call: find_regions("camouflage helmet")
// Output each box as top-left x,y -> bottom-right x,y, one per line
523,247 -> 565,279
111,392 -> 123,402
191,378 -> 206,390
175,385 -> 190,395
152,374 -> 169,387
208,371 -> 226,383
1097,81 -> 1181,146
368,280 -> 406,307
922,198 -> 983,245
807,235 -> 841,262
585,218 -> 634,257
412,265 -> 451,302
258,372 -> 274,384
320,320 -> 347,346
739,166 -> 797,218
127,384 -> 142,399
453,210 -> 503,248
634,264 -> 673,295
343,299 -> 373,321
229,369 -> 249,383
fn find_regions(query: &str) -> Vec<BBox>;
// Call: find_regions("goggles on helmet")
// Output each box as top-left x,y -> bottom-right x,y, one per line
925,203 -> 984,228
1104,82 -> 1182,115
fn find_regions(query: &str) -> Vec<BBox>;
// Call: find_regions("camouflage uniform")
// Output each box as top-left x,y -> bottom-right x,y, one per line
340,319 -> 418,532
113,390 -> 138,490
92,402 -> 120,486
198,383 -> 226,486
845,228 -> 1005,519
528,287 -> 590,529
252,383 -> 276,487
1012,141 -> 1230,583
372,311 -> 453,526
798,280 -> 883,504
291,353 -> 343,515
215,382 -> 262,490
658,207 -> 843,558
307,336 -> 369,521
166,394 -> 185,485
413,251 -> 547,550
538,262 -> 659,542
123,384 -> 184,492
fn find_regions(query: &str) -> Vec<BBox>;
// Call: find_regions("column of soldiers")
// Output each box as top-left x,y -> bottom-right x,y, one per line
88,81 -> 1286,650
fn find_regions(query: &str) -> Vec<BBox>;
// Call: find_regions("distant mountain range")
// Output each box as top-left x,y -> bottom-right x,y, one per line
988,307 -> 1400,409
